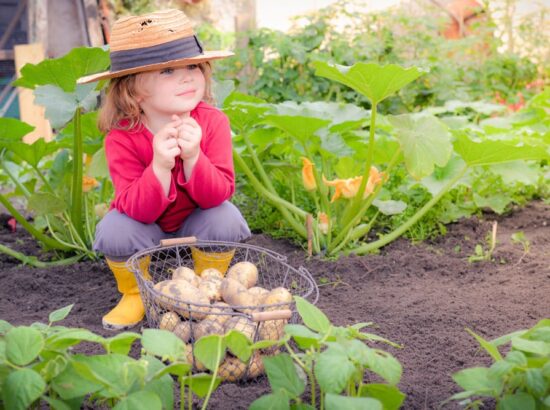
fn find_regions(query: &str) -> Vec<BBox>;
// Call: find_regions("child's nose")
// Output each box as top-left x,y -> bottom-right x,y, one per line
178,68 -> 192,82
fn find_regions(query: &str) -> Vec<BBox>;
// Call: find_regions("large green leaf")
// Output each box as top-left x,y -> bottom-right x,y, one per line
223,93 -> 270,133
27,192 -> 68,216
452,367 -> 501,394
0,118 -> 34,144
193,335 -> 226,372
420,155 -> 468,196
359,384 -> 406,410
141,329 -> 185,362
112,390 -> 162,410
250,392 -> 290,410
50,362 -> 102,400
182,374 -> 222,399
453,131 -> 550,166
313,61 -> 427,104
13,46 -> 109,92
314,346 -> 356,394
272,101 -> 367,132
264,115 -> 330,144
34,83 -> 99,129
5,327 -> 44,366
363,348 -> 402,385
263,354 -> 305,398
325,394 -> 382,410
295,296 -> 331,333
2,368 -> 45,410
498,393 -> 536,410
389,114 -> 453,180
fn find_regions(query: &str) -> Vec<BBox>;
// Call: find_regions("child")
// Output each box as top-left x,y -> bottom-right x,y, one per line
78,9 -> 251,330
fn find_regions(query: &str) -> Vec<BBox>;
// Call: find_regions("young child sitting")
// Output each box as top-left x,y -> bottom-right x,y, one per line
78,9 -> 251,330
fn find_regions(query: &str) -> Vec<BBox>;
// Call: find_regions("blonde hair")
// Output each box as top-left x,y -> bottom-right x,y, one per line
98,62 -> 215,133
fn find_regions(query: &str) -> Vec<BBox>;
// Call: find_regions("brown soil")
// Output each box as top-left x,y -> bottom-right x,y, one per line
1,201 -> 549,409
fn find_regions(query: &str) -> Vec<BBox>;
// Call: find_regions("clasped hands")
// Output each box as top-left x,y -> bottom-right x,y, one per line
153,113 -> 202,171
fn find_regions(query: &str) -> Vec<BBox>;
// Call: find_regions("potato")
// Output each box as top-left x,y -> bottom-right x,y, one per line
153,279 -> 210,319
159,311 -> 180,331
198,278 -> 223,302
172,266 -> 200,287
223,316 -> 257,341
173,321 -> 192,342
248,287 -> 269,304
185,344 -> 206,371
220,278 -> 248,305
201,268 -> 224,281
258,319 -> 286,342
263,287 -> 293,310
203,302 -> 233,325
226,262 -> 258,289
218,352 -> 264,382
193,319 -> 225,341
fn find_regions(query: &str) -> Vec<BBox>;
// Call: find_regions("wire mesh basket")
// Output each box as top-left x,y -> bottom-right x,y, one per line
127,236 -> 319,382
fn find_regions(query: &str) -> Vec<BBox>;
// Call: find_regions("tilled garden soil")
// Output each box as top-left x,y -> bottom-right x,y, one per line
0,201 -> 548,409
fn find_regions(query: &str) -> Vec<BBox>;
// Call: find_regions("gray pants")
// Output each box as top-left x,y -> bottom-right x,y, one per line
94,201 -> 251,261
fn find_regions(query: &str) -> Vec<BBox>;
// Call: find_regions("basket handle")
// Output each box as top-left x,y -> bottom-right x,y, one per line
251,309 -> 292,322
160,236 -> 197,247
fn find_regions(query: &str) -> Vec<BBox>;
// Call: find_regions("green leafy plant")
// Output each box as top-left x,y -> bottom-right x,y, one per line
511,231 -> 531,264
0,305 -> 178,409
0,47 -> 111,266
228,62 -> 550,257
250,296 -> 406,409
468,221 -> 498,263
448,320 -> 550,409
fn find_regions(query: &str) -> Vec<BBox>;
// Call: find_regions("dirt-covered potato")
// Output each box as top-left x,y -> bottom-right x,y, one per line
248,287 -> 269,304
159,311 -> 180,331
200,268 -> 224,281
218,352 -> 264,382
185,344 -> 206,371
263,287 -> 293,310
172,266 -> 200,287
220,278 -> 249,305
193,319 -> 225,341
226,262 -> 258,289
258,319 -> 286,342
198,277 -> 223,302
173,321 -> 192,342
153,279 -> 210,319
203,302 -> 233,325
223,316 -> 257,341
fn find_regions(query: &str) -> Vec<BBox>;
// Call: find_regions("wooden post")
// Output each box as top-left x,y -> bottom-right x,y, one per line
14,44 -> 53,143
27,0 -> 48,49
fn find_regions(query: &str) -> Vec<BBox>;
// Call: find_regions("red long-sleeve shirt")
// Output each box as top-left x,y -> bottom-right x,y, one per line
105,101 -> 235,232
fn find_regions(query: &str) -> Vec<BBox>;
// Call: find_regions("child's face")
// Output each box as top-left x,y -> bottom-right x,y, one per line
137,64 -> 206,120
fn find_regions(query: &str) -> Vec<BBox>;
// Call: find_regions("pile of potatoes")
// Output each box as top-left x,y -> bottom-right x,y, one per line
152,261 -> 293,382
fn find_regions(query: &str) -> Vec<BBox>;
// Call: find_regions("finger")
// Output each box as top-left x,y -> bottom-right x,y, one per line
181,117 -> 198,127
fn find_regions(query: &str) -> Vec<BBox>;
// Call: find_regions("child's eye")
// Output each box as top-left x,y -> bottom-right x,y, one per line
186,64 -> 199,70
160,68 -> 174,75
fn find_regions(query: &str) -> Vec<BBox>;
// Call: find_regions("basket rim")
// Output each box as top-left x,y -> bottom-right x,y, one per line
127,239 -> 320,308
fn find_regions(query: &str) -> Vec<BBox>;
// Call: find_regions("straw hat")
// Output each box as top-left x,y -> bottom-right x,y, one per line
78,9 -> 233,84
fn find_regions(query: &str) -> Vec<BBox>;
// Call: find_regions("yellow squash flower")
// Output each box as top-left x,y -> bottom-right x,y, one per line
82,176 -> 99,193
301,157 -> 317,191
323,166 -> 384,203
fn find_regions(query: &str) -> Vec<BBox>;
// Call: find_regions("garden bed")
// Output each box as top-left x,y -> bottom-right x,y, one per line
0,200 -> 548,409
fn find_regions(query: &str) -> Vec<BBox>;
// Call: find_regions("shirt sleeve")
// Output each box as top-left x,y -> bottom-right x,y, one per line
106,130 -> 177,224
176,111 -> 235,209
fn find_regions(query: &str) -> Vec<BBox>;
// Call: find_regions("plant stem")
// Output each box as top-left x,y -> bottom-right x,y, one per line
348,166 -> 468,255
0,193 -> 72,251
328,148 -> 401,254
284,341 -> 316,407
0,155 -> 31,197
200,338 -> 223,410
234,151 -> 307,238
70,107 -> 85,241
340,104 -> 378,228
0,243 -> 82,268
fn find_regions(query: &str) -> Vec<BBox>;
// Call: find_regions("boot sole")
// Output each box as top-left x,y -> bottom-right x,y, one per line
102,319 -> 142,331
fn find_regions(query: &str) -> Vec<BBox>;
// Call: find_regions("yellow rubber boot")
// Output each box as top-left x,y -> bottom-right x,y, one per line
191,247 -> 235,276
102,259 -> 145,330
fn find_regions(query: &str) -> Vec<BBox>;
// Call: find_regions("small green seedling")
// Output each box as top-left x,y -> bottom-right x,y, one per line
511,231 -> 530,264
